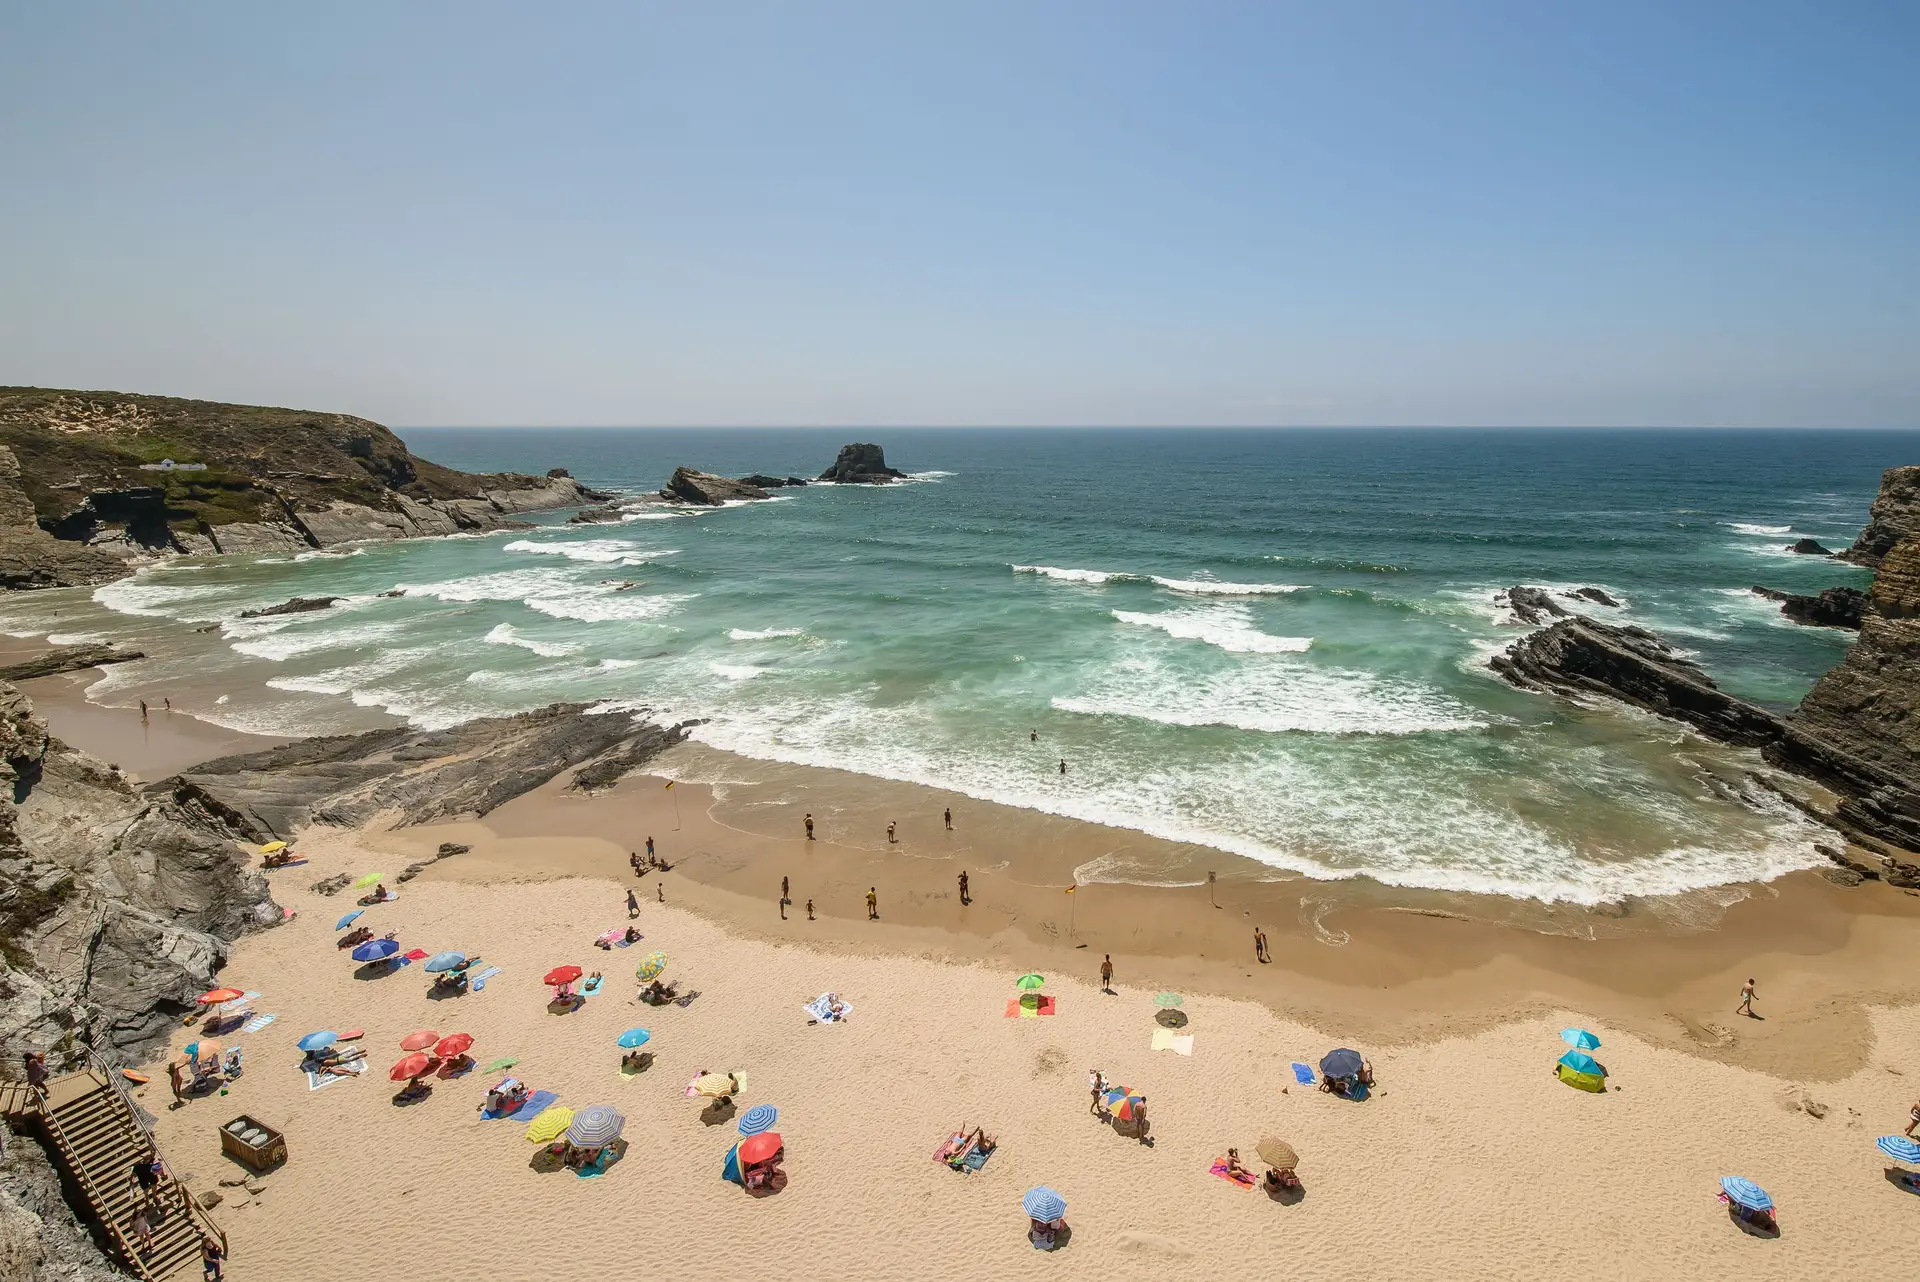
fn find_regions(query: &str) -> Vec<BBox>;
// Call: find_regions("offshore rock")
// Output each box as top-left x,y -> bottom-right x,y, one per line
1842,465 -> 1920,568
1567,587 -> 1620,608
1491,617 -> 1787,748
238,595 -> 342,619
1786,537 -> 1832,556
738,474 -> 808,489
0,643 -> 144,682
817,442 -> 907,484
1782,586 -> 1869,630
659,467 -> 770,507
568,504 -> 625,524
1501,586 -> 1567,626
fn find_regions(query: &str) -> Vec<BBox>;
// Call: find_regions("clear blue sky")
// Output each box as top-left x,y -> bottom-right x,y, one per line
2,2 -> 1913,427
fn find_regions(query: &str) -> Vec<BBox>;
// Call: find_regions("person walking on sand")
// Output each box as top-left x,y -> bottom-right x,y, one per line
780,876 -> 790,920
202,1235 -> 226,1281
627,888 -> 640,919
958,871 -> 970,905
1255,928 -> 1270,963
944,807 -> 952,830
139,699 -> 149,724
866,887 -> 878,920
1905,1098 -> 1920,1138
1088,1067 -> 1107,1115
887,821 -> 897,843
166,1057 -> 186,1108
805,813 -> 815,841
806,897 -> 815,921
1737,978 -> 1757,1017
657,882 -> 664,903
1100,954 -> 1114,994
646,836 -> 655,860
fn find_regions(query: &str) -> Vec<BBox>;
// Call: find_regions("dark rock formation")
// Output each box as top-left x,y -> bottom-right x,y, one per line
567,504 -> 625,524
738,474 -> 808,489
1501,586 -> 1567,625
1842,465 -> 1920,568
0,681 -> 281,1070
1779,586 -> 1869,630
1567,587 -> 1620,608
0,643 -> 144,683
1786,537 -> 1832,556
1490,617 -> 1787,747
817,443 -> 907,484
237,595 -> 342,620
0,387 -> 607,584
659,467 -> 770,507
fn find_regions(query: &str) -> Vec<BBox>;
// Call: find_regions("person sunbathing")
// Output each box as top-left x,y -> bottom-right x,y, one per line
948,1126 -> 996,1167
338,926 -> 373,949
261,850 -> 294,868
622,1050 -> 651,1072
624,926 -> 640,944
1224,1148 -> 1252,1180
641,979 -> 678,1005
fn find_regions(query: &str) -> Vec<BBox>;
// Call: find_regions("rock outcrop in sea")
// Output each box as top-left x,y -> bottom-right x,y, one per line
659,467 -> 771,506
0,388 -> 611,588
1786,537 -> 1832,556
818,442 -> 907,484
0,642 -> 144,683
1749,585 -> 1868,630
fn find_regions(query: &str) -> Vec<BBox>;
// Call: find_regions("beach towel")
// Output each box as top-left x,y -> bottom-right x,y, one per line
306,1062 -> 365,1091
1004,996 -> 1057,1018
403,948 -> 429,961
468,967 -> 502,992
961,1146 -> 992,1172
1210,1158 -> 1257,1189
804,993 -> 854,1023
242,1014 -> 277,1034
582,976 -> 604,996
673,990 -> 701,1007
484,1089 -> 557,1122
1291,1062 -> 1316,1085
1150,1029 -> 1194,1055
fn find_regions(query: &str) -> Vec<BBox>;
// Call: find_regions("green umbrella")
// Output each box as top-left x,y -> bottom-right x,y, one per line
481,1057 -> 518,1074
1015,973 -> 1045,991
1153,992 -> 1184,1008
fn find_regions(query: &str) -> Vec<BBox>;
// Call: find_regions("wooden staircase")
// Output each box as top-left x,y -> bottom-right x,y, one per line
6,1065 -> 227,1281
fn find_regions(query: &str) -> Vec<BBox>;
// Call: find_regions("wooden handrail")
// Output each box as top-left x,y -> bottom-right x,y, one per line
82,1050 -> 230,1265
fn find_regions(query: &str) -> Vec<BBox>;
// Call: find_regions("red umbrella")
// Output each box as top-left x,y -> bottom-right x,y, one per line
738,1132 -> 783,1165
543,965 -> 584,987
390,1052 -> 433,1082
434,1033 -> 474,1059
399,1029 -> 441,1052
196,988 -> 245,1005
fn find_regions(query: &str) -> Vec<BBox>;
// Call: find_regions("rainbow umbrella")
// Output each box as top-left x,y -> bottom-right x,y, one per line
635,952 -> 668,982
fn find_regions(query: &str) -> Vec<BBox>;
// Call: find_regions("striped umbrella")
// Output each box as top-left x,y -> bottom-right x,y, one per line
1152,992 -> 1184,1008
737,1104 -> 778,1136
424,951 -> 468,973
296,1031 -> 338,1053
565,1104 -> 625,1148
1719,1176 -> 1773,1211
635,952 -> 668,981
1110,1094 -> 1146,1122
1255,1137 -> 1299,1170
1876,1135 -> 1920,1165
1022,1187 -> 1066,1221
616,1028 -> 651,1049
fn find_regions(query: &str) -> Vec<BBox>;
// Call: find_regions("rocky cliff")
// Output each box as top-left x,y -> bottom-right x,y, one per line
1842,464 -> 1920,568
0,387 -> 611,588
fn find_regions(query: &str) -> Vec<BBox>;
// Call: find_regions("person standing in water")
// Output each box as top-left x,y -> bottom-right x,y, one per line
1030,729 -> 1038,743
943,807 -> 952,830
1059,758 -> 1067,776
780,875 -> 790,920
139,699 -> 149,724
886,821 -> 897,843
806,897 -> 815,921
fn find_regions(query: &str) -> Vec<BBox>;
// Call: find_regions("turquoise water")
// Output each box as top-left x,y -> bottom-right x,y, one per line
9,427 -> 1915,903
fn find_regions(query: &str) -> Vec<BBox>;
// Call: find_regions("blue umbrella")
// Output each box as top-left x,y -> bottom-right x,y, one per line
1560,1028 -> 1601,1050
616,1028 -> 652,1049
351,938 -> 399,964
1319,1048 -> 1364,1079
297,1030 -> 338,1053
1876,1135 -> 1920,1165
1557,1050 -> 1604,1076
334,910 -> 363,931
1719,1176 -> 1772,1211
424,951 -> 468,973
737,1104 -> 778,1136
1022,1187 -> 1067,1222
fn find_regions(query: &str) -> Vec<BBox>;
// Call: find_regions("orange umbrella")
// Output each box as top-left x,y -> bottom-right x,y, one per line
543,965 -> 583,987
399,1029 -> 441,1052
434,1033 -> 474,1059
196,988 -> 245,1005
390,1052 -> 433,1082
738,1132 -> 782,1165
191,1039 -> 223,1063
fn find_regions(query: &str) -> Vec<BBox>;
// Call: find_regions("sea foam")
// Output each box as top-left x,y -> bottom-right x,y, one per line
484,622 -> 581,657
1111,604 -> 1311,654
1012,564 -> 1300,596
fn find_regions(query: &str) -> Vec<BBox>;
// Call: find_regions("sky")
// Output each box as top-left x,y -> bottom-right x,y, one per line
1,2 -> 1915,428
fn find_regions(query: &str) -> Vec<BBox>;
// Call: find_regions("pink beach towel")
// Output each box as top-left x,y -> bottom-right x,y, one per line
1210,1158 -> 1257,1189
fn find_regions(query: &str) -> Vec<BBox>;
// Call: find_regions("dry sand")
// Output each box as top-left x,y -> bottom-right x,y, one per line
141,822 -> 1920,1281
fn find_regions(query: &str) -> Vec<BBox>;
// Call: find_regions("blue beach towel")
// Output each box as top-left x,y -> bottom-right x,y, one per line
582,976 -> 603,995
483,1088 -> 557,1121
469,966 -> 502,992
1291,1062 -> 1316,1085
242,1013 -> 277,1034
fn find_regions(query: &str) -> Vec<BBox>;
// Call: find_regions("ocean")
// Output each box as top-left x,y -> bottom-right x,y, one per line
9,427 -> 1916,905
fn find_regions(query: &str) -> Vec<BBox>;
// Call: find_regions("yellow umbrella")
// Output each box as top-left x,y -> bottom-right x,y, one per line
524,1105 -> 575,1143
693,1072 -> 738,1099
635,952 -> 668,982
258,841 -> 287,854
353,872 -> 384,889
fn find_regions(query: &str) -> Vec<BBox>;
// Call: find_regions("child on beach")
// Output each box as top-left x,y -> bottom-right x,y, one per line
1737,979 -> 1757,1017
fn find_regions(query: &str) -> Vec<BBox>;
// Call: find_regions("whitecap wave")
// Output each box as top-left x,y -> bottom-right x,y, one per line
1013,564 -> 1124,585
294,547 -> 366,561
1111,604 -> 1311,654
729,627 -> 805,641
1724,522 -> 1791,536
392,568 -> 573,603
484,622 -> 580,657
597,658 -> 640,670
525,588 -> 694,624
708,662 -> 767,681
231,620 -> 408,661
1012,564 -> 1299,596
503,538 -> 676,565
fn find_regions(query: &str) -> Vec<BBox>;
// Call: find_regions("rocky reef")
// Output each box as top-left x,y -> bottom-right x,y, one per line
659,467 -> 771,507
818,442 -> 907,484
0,388 -> 611,588
1749,585 -> 1868,630
0,643 -> 144,683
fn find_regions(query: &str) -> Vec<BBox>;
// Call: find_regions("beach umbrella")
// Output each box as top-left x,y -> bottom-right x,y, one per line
1876,1135 -> 1920,1165
1255,1137 -> 1299,1170
1320,1048 -> 1364,1079
481,1057 -> 518,1074
1719,1177 -> 1773,1212
390,1052 -> 432,1082
565,1104 -> 625,1148
258,841 -> 287,854
1022,1187 -> 1066,1222
334,910 -> 363,931
1557,1051 -> 1603,1077
543,964 -> 583,987
1015,973 -> 1045,991
196,988 -> 245,1006
1152,992 -> 1184,1008
737,1104 -> 778,1136
353,872 -> 384,889
434,1033 -> 473,1060
219,990 -> 261,1011
694,1073 -> 738,1099
191,1039 -> 223,1063
1101,1085 -> 1140,1109
352,938 -> 399,963
424,951 -> 468,973
738,1132 -> 782,1165
399,1029 -> 441,1052
1560,1028 -> 1601,1051
616,1028 -> 652,1049
296,1031 -> 338,1053
1111,1095 -> 1146,1122
525,1106 -> 575,1143
635,952 -> 668,981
